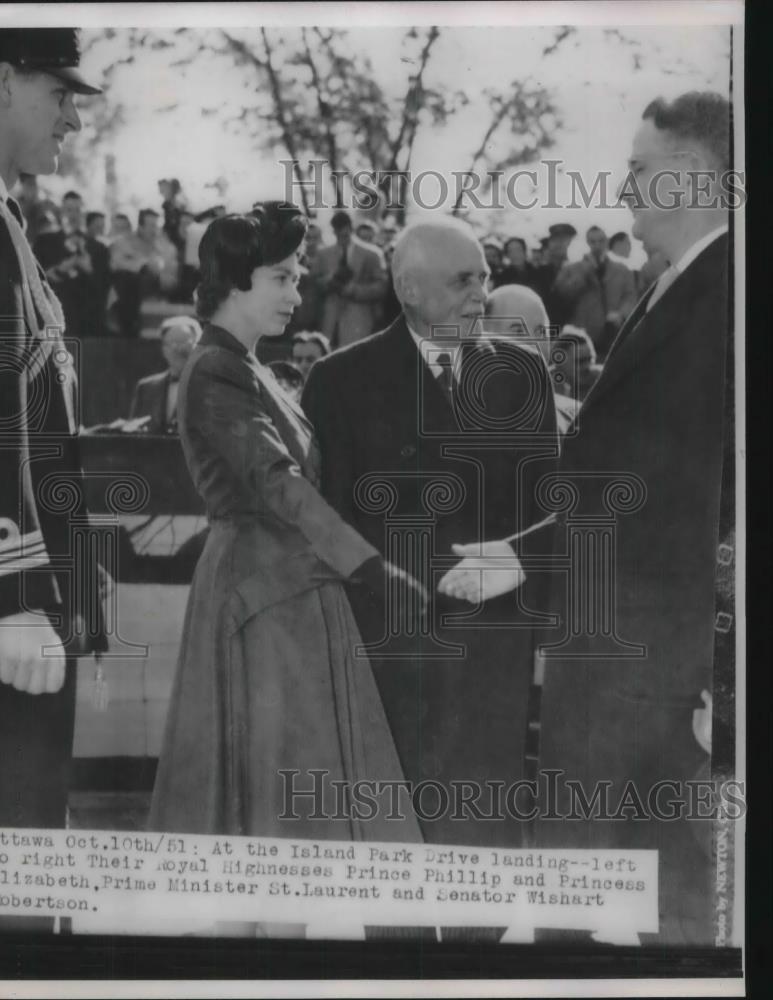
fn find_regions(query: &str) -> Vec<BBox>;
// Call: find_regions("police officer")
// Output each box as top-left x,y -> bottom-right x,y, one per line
0,28 -> 105,835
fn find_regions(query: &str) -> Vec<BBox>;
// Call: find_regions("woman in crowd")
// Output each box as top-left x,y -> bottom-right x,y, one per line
148,205 -> 423,858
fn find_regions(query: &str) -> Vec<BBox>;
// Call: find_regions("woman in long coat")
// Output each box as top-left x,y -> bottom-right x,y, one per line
148,206 -> 424,846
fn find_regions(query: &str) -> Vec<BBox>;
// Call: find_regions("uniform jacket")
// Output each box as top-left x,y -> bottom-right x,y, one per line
0,199 -> 104,652
310,238 -> 387,347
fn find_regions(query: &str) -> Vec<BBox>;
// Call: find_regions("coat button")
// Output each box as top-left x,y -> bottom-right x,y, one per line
400,445 -> 416,458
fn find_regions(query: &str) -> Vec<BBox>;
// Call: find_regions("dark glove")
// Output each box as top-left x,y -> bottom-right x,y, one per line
351,555 -> 428,629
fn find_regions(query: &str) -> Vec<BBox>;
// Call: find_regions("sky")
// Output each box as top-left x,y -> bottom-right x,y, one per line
36,15 -> 733,266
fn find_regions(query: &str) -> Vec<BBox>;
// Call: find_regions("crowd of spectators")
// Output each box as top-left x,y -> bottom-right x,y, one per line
15,173 -> 226,338
14,172 -> 671,427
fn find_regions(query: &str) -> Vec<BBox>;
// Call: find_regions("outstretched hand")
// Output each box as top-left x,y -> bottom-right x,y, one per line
437,540 -> 526,604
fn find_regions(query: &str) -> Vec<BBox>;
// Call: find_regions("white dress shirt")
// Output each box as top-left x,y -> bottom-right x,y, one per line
407,324 -> 461,383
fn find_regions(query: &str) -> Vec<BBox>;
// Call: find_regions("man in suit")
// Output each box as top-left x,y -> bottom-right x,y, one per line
129,316 -> 202,433
110,208 -> 179,336
441,91 -> 733,945
303,217 -> 559,857
33,189 -> 96,339
497,235 -> 538,291
310,209 -> 387,348
0,29 -> 106,853
531,222 -> 577,327
553,225 -> 637,361
84,210 -> 110,335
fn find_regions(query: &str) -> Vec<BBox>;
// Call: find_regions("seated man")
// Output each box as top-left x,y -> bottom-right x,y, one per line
129,316 -> 202,433
484,283 -> 579,435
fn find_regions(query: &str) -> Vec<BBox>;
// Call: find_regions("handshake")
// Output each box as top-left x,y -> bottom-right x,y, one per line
352,538 -> 526,625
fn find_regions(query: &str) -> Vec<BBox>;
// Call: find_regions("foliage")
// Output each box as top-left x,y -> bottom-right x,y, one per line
77,26 -> 569,220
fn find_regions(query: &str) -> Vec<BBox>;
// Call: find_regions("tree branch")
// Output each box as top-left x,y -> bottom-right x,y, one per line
301,27 -> 339,173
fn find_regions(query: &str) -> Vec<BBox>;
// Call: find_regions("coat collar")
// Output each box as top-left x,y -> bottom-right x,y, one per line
380,314 -> 497,428
578,231 -> 729,419
200,322 -> 251,356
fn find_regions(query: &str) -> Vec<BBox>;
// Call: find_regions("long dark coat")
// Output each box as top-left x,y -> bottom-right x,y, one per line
537,232 -> 733,943
149,324 -> 420,843
302,316 -> 559,847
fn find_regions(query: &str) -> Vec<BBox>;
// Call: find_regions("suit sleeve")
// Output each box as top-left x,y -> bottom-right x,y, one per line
488,341 -> 559,560
189,350 -> 377,578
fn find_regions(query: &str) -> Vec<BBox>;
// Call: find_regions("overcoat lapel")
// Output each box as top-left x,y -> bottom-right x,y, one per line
579,233 -> 729,419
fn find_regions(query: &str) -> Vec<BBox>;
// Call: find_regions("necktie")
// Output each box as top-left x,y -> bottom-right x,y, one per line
646,264 -> 679,311
435,352 -> 454,400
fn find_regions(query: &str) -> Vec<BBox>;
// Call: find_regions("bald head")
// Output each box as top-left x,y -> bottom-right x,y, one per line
485,284 -> 549,338
390,217 -> 489,340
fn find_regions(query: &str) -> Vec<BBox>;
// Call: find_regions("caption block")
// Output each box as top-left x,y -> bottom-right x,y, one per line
0,829 -> 658,936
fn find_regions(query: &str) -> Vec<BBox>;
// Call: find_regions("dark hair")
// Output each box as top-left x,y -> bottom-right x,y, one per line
609,231 -> 629,249
586,225 -> 606,238
85,211 -> 105,227
138,208 -> 160,228
504,236 -> 526,254
196,203 -> 306,320
331,210 -> 352,231
268,360 -> 304,391
292,330 -> 331,356
642,91 -> 730,172
62,190 -> 82,202
114,213 -> 130,224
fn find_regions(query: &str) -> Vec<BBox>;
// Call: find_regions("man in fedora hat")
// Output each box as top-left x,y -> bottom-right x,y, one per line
0,29 -> 106,854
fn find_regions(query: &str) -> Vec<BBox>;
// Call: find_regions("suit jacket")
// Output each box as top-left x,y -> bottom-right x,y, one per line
553,254 -> 637,348
310,238 -> 387,347
0,202 -> 104,651
536,234 -> 732,919
540,231 -> 732,709
303,315 -> 559,845
130,369 -> 175,433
